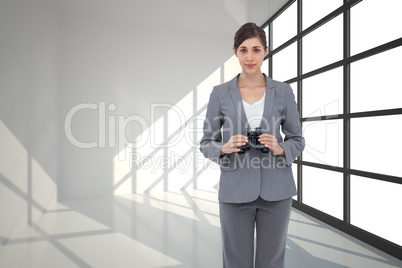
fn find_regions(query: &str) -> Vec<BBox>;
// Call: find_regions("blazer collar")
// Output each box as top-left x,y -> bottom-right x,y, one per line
229,73 -> 275,131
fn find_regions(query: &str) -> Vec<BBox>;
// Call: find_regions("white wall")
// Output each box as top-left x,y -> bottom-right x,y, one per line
0,0 -> 286,204
0,0 -> 60,247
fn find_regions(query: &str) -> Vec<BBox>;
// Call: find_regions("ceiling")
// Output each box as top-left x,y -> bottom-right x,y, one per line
57,0 -> 288,35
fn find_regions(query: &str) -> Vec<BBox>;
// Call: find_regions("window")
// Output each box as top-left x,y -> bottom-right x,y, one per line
272,41 -> 297,82
303,0 -> 342,30
303,119 -> 343,167
292,164 -> 298,200
272,2 -> 297,49
261,57 -> 269,76
351,0 -> 402,55
303,166 -> 343,219
303,14 -> 343,74
303,67 -> 343,117
263,0 -> 402,258
351,176 -> 402,246
351,115 -> 402,177
289,82 -> 297,103
351,46 -> 402,113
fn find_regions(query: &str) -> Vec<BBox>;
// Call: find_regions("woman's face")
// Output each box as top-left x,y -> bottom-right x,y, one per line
233,37 -> 268,75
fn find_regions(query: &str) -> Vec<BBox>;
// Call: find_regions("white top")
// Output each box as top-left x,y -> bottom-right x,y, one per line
242,92 -> 266,129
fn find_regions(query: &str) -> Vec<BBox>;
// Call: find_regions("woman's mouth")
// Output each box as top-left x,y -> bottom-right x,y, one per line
245,64 -> 256,68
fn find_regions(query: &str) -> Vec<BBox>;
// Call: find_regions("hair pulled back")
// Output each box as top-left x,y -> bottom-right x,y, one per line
233,22 -> 267,51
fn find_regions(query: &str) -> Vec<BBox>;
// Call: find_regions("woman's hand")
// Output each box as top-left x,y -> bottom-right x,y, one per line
259,134 -> 284,155
220,134 -> 248,155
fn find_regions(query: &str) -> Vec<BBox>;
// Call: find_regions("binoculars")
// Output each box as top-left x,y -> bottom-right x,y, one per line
238,127 -> 269,154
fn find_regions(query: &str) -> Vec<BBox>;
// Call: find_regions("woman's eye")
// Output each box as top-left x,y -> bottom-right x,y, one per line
254,49 -> 261,53
240,49 -> 246,53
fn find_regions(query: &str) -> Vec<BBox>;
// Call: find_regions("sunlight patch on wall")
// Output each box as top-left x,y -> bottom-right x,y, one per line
113,55 -> 242,194
0,120 -> 28,192
224,55 -> 241,82
31,157 -> 57,220
113,150 -> 133,194
196,67 -> 221,110
113,68 -> 224,193
0,120 -> 57,244
0,120 -> 28,242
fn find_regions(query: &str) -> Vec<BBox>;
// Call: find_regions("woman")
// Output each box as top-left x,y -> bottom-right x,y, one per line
200,22 -> 305,268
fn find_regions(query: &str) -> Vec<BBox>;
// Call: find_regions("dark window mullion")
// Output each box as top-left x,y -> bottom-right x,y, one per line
343,0 -> 351,224
297,0 -> 303,203
269,22 -> 273,78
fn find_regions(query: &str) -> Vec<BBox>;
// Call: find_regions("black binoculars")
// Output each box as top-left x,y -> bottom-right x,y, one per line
238,127 -> 269,154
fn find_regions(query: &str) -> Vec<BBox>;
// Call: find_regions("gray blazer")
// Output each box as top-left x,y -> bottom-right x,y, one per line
200,74 -> 305,203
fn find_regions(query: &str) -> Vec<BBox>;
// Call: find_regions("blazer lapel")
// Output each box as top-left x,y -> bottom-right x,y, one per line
229,75 -> 249,130
260,74 -> 275,131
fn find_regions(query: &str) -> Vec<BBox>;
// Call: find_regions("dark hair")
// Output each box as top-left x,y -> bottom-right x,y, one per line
233,22 -> 267,51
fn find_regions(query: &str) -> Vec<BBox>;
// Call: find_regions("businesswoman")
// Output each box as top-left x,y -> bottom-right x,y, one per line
200,22 -> 305,268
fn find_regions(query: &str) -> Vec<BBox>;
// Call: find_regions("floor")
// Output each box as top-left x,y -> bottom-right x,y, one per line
0,189 -> 401,268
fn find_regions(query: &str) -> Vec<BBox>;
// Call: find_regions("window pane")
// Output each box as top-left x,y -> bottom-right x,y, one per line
292,163 -> 298,201
272,41 -> 297,82
273,2 -> 297,49
351,0 -> 402,56
303,166 -> 343,219
289,82 -> 298,105
351,115 -> 402,177
262,25 -> 269,76
303,67 -> 343,117
303,119 -> 343,167
351,46 -> 402,113
261,59 -> 269,76
264,25 -> 269,47
303,15 -> 343,74
303,0 -> 342,30
351,176 -> 402,246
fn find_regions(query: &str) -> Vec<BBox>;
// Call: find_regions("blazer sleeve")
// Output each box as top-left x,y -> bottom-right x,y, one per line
279,84 -> 305,166
199,87 -> 228,166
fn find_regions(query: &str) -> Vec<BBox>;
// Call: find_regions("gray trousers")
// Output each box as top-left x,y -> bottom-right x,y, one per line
219,197 -> 292,268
